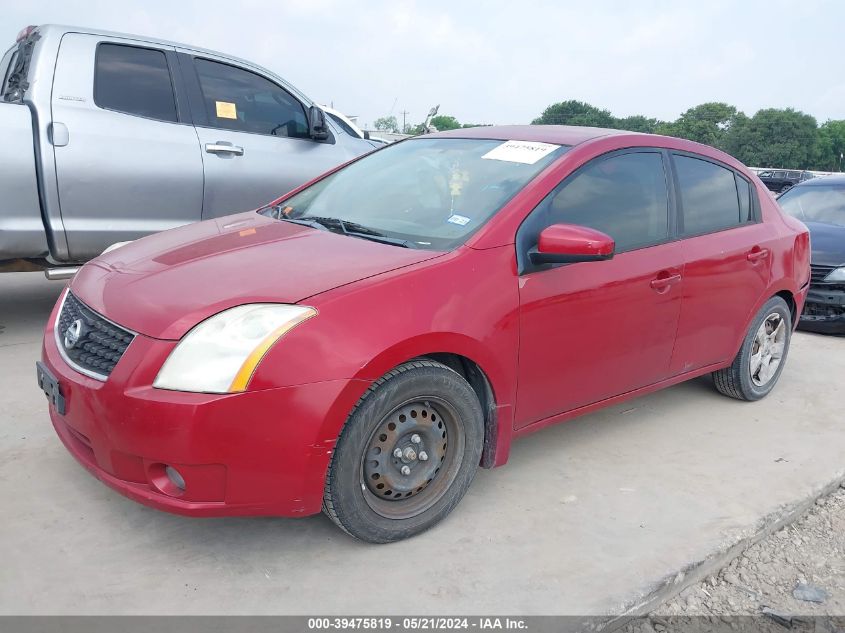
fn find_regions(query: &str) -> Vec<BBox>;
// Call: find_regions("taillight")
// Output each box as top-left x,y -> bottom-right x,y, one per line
794,231 -> 811,286
16,25 -> 36,42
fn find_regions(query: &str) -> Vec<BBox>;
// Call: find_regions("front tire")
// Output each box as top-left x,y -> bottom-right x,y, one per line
323,360 -> 484,543
712,296 -> 792,401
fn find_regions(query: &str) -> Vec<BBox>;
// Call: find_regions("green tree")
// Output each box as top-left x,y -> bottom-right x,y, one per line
531,100 -> 616,128
430,115 -> 462,131
616,115 -> 662,133
657,102 -> 741,148
814,120 -> 845,171
373,116 -> 399,133
724,108 -> 819,168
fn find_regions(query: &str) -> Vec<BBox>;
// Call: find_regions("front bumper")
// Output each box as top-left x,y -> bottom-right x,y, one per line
799,285 -> 845,334
41,301 -> 361,518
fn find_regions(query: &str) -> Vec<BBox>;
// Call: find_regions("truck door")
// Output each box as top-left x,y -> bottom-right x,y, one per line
177,53 -> 351,218
51,33 -> 204,261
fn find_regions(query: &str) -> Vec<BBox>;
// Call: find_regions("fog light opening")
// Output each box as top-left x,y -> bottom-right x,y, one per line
165,465 -> 186,492
148,462 -> 187,497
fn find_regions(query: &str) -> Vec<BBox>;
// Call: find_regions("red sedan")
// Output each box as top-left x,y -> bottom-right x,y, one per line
38,126 -> 810,543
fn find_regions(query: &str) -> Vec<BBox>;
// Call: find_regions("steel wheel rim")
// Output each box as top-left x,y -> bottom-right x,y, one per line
750,312 -> 786,387
360,396 -> 465,519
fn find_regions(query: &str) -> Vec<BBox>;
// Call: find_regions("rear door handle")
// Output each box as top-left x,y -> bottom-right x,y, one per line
650,273 -> 682,290
747,248 -> 769,262
205,143 -> 244,156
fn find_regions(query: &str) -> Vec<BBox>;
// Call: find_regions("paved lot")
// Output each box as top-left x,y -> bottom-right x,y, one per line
1,271 -> 843,616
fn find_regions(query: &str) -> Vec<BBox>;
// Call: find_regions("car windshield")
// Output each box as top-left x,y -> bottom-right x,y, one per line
263,137 -> 568,250
327,112 -> 361,139
778,185 -> 845,227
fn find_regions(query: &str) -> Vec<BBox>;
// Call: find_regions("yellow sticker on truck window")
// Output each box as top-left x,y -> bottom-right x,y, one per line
215,101 -> 237,119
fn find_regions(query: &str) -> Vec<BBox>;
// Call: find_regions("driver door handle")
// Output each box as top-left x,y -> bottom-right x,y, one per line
650,273 -> 682,290
746,248 -> 769,262
205,143 -> 244,156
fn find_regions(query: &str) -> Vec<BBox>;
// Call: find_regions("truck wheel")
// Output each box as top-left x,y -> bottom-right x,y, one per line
712,297 -> 792,401
323,360 -> 483,543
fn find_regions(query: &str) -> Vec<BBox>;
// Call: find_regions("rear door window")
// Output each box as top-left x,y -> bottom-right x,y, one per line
193,58 -> 309,139
674,154 -> 745,235
94,43 -> 178,122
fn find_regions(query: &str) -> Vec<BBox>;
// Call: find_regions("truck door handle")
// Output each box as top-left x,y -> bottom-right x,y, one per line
747,248 -> 769,262
205,143 -> 244,156
650,273 -> 682,291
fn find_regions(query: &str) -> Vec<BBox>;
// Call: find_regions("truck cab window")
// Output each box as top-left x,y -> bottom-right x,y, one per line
94,44 -> 178,122
193,58 -> 309,139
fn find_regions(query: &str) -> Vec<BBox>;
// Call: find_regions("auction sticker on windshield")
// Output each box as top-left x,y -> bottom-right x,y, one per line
482,140 -> 560,164
447,214 -> 471,226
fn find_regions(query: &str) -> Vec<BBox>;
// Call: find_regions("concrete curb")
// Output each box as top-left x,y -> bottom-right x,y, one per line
605,472 -> 845,630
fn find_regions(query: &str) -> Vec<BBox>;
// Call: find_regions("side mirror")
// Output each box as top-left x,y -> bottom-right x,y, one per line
363,130 -> 371,139
308,106 -> 329,141
529,223 -> 615,265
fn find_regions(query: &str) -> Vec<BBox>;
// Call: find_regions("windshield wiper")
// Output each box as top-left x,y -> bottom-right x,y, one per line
280,217 -> 331,231
345,231 -> 411,248
291,216 -> 411,248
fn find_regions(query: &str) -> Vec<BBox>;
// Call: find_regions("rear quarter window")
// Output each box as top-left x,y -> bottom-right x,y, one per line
0,47 -> 18,97
735,174 -> 752,222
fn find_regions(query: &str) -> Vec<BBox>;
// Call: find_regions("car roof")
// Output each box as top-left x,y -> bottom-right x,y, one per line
425,124 -> 751,175
794,174 -> 845,187
427,125 -> 629,146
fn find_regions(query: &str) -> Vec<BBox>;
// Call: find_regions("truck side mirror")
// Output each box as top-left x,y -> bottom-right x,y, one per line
309,106 -> 329,141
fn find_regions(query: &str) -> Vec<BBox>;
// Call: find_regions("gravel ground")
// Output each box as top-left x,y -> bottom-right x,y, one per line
625,485 -> 845,632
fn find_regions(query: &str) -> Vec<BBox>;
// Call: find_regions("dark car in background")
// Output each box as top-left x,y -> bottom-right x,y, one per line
758,169 -> 814,194
778,175 -> 845,333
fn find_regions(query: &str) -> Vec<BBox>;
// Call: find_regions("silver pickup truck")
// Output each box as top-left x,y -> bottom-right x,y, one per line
1,24 -> 377,276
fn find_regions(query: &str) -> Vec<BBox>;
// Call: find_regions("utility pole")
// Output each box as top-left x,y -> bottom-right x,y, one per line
400,110 -> 409,133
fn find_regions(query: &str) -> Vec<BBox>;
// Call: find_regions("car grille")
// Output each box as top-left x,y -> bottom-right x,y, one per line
803,302 -> 845,318
810,264 -> 837,284
56,292 -> 135,379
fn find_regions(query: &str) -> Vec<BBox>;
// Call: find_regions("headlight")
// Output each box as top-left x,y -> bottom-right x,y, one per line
824,266 -> 845,282
153,304 -> 316,393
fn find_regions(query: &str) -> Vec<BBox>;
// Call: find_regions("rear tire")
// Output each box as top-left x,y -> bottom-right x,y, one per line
712,297 -> 792,401
322,360 -> 483,543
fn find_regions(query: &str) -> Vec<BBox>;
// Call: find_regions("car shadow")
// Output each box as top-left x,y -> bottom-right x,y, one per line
0,272 -> 65,346
66,373 -> 722,555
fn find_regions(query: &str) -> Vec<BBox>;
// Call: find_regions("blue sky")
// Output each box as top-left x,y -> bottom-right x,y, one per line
4,0 -> 844,129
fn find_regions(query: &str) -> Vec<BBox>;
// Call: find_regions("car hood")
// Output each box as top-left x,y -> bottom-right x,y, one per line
70,212 -> 443,339
805,221 -> 845,266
